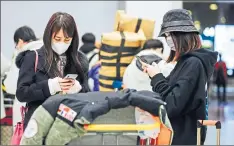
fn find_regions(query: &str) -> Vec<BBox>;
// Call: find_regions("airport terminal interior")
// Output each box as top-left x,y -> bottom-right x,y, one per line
1,1 -> 234,145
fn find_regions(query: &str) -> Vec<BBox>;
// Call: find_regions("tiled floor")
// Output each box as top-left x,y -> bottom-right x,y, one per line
205,99 -> 234,145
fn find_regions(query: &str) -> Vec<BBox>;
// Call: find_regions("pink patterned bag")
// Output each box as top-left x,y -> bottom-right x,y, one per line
10,50 -> 38,145
10,107 -> 27,145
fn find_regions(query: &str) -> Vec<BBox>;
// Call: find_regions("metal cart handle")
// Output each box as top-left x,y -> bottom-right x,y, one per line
84,123 -> 160,131
197,120 -> 221,145
197,120 -> 221,128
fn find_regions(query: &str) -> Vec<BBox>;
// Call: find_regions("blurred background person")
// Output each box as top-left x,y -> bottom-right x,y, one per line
123,39 -> 176,91
79,33 -> 101,91
88,41 -> 101,91
88,60 -> 101,91
0,53 -> 11,145
79,33 -> 99,70
3,26 -> 43,129
214,54 -> 227,105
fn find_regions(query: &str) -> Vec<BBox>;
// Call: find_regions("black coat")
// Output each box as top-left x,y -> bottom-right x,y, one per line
15,46 -> 90,128
150,49 -> 218,145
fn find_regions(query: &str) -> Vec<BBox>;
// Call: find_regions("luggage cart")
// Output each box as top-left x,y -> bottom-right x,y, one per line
81,123 -> 160,145
74,83 -> 161,145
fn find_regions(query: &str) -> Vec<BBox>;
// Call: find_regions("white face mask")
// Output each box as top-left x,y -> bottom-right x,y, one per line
51,42 -> 71,55
165,35 -> 176,51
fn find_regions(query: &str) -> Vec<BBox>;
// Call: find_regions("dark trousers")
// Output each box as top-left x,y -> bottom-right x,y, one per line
217,83 -> 226,103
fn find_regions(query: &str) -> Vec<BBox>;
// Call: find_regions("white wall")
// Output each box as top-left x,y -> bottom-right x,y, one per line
125,1 -> 183,58
1,1 -> 119,59
1,1 -> 183,60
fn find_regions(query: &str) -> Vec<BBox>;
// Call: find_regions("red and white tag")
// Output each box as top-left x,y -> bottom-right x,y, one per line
57,104 -> 77,122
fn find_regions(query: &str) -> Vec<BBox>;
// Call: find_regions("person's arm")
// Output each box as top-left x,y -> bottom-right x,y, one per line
223,62 -> 227,78
16,51 -> 51,103
150,58 -> 201,118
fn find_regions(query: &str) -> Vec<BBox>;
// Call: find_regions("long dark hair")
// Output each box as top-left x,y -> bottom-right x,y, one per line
43,12 -> 85,82
167,32 -> 201,62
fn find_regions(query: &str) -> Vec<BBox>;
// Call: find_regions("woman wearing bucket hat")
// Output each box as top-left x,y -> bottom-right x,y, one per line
143,9 -> 218,145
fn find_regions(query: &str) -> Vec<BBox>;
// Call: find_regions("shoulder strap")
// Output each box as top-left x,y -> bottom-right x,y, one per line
33,50 -> 38,73
89,52 -> 98,63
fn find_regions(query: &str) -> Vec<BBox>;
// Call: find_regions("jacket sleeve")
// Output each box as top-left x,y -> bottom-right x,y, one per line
16,51 -> 51,103
150,58 -> 201,118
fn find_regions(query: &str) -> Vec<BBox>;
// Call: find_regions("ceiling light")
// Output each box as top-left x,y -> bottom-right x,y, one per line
227,69 -> 233,76
194,21 -> 200,24
203,27 -> 215,37
210,4 -> 218,10
221,17 -> 226,23
188,10 -> 192,16
194,21 -> 201,31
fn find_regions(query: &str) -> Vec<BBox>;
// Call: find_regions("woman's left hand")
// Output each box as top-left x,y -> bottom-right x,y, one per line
143,62 -> 161,78
62,80 -> 82,94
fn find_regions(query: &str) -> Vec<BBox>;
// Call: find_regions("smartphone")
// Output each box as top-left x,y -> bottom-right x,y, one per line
64,74 -> 78,80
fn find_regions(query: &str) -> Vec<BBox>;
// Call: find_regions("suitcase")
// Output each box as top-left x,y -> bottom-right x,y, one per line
99,31 -> 145,91
113,10 -> 125,31
113,10 -> 155,40
197,120 -> 221,145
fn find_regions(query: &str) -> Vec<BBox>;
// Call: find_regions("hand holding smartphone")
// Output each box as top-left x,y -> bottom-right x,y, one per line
136,56 -> 161,76
136,56 -> 150,70
58,74 -> 78,92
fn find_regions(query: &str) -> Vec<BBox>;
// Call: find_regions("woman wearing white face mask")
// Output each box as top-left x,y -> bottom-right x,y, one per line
15,12 -> 90,130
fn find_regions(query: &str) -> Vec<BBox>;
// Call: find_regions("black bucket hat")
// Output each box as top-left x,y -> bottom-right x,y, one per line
158,9 -> 199,37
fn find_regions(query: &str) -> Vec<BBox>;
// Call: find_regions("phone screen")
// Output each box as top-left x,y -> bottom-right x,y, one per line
64,74 -> 78,80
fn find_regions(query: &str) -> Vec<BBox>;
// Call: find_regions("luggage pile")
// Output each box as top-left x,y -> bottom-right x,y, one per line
99,10 -> 155,91
19,90 -> 174,145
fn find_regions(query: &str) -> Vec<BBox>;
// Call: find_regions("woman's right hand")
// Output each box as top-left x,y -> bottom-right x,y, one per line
143,62 -> 161,78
